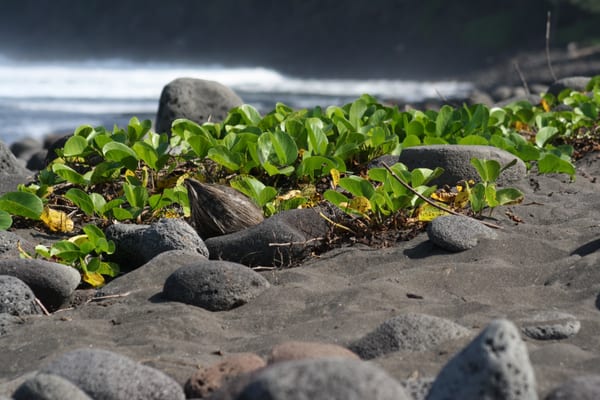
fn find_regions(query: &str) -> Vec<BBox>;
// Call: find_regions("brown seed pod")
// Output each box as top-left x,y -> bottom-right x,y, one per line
184,178 -> 264,239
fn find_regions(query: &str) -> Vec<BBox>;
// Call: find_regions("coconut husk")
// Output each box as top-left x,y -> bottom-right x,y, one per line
184,178 -> 264,239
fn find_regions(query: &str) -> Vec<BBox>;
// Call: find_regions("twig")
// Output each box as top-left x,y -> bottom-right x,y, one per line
435,89 -> 459,107
546,11 -> 557,81
252,266 -> 277,271
513,62 -> 530,96
381,162 -> 503,230
319,212 -> 357,234
88,291 -> 132,303
34,297 -> 50,316
269,237 -> 324,247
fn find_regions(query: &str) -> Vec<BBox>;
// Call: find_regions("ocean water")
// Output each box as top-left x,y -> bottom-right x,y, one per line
0,57 -> 473,145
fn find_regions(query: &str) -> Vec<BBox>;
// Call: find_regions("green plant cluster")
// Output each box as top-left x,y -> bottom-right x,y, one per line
0,80 -> 598,283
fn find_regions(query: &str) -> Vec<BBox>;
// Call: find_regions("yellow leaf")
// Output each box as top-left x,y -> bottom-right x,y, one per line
349,196 -> 371,214
277,190 -> 302,201
514,121 -> 529,131
431,191 -> 455,204
453,190 -> 470,209
40,207 -> 74,233
83,272 -> 105,287
330,168 -> 341,188
68,234 -> 89,246
541,98 -> 551,112
416,203 -> 450,222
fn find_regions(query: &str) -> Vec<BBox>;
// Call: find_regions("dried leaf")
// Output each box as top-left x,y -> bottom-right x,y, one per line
348,196 -> 371,214
83,272 -> 105,287
416,203 -> 450,222
40,207 -> 74,233
541,98 -> 551,112
277,190 -> 302,201
330,168 -> 341,188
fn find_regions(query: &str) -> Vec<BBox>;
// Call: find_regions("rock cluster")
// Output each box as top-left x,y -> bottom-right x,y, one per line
1,77 -> 598,399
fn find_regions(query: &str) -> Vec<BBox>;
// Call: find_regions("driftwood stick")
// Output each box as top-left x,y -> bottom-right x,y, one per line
34,297 -> 50,316
546,11 -> 558,81
513,61 -> 530,96
381,162 -> 503,230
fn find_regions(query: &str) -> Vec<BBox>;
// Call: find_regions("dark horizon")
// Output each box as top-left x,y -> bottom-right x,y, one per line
1,0 -> 598,80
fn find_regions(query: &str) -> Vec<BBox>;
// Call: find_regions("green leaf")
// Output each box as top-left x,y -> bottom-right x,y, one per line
435,105 -> 454,137
82,224 -> 105,247
230,175 -> 266,203
52,164 -> 88,185
349,98 -> 368,129
0,210 -> 12,230
338,176 -> 375,199
102,142 -> 139,170
50,241 -> 82,264
297,156 -> 344,179
458,135 -> 489,146
469,183 -> 486,213
89,193 -> 107,215
323,190 -> 350,209
306,118 -> 328,156
123,183 -> 148,209
132,141 -> 159,170
63,135 -> 89,157
65,188 -> 94,216
270,130 -> 298,165
537,153 -> 576,178
535,126 -> 559,148
207,146 -> 242,171
112,207 -> 133,221
470,158 -> 501,183
496,188 -> 524,205
0,192 -> 43,220
484,184 -> 499,208
402,134 -> 421,147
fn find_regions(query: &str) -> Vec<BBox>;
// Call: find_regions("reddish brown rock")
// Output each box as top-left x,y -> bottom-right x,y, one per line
184,353 -> 265,398
268,341 -> 360,364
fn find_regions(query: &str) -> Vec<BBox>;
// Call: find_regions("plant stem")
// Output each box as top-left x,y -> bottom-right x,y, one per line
381,162 -> 502,230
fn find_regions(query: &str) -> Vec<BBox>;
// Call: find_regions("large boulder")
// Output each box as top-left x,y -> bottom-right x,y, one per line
371,145 -> 527,186
155,78 -> 243,134
0,140 -> 32,195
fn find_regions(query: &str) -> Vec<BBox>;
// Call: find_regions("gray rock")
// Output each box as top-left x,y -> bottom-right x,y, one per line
0,140 -> 32,195
0,313 -> 24,336
494,94 -> 542,108
0,259 -> 80,311
98,249 -> 208,296
163,260 -> 270,311
0,140 -> 32,176
155,78 -> 243,134
427,215 -> 498,252
25,149 -> 48,171
544,374 -> 600,400
13,372 -> 92,400
235,358 -> 410,400
205,208 -> 329,267
106,218 -> 208,271
9,137 -> 42,158
371,145 -> 527,187
39,348 -> 185,400
0,275 -> 42,316
426,319 -> 537,400
400,377 -> 435,400
519,311 -> 581,340
547,76 -> 591,97
348,313 -> 471,360
0,231 -> 35,260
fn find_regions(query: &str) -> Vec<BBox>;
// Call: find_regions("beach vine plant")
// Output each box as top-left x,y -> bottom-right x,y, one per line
1,78 -> 600,284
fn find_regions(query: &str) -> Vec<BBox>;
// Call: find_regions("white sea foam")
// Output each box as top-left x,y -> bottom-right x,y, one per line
0,57 -> 472,143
